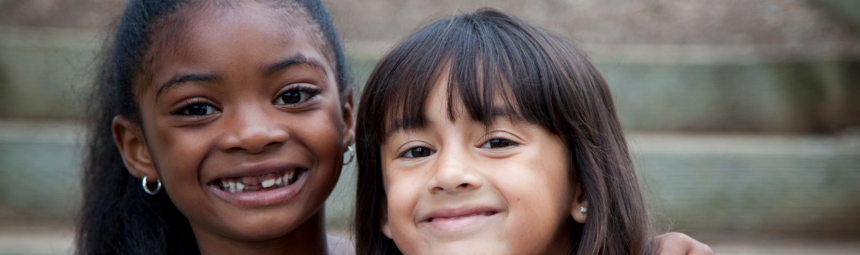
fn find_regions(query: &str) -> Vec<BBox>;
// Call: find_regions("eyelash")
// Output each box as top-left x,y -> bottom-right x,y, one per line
171,98 -> 219,117
479,138 -> 519,149
397,137 -> 519,159
275,83 -> 320,105
398,146 -> 435,158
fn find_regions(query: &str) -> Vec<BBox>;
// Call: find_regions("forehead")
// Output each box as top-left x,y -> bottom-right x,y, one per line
142,1 -> 331,85
384,70 -> 524,137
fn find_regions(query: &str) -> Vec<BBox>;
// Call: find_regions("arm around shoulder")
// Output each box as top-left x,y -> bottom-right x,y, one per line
656,232 -> 714,255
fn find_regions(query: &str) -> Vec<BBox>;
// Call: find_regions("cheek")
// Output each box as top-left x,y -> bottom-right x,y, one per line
499,178 -> 572,253
155,128 -> 213,168
302,119 -> 341,154
382,178 -> 428,255
145,120 -> 207,178
289,97 -> 347,160
145,130 -> 218,221
500,159 -> 574,240
309,111 -> 347,173
291,106 -> 349,197
381,172 -> 405,217
381,171 -> 422,228
309,102 -> 346,148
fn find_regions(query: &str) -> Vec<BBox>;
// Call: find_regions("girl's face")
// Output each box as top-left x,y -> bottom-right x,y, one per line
116,1 -> 352,245
378,72 -> 581,255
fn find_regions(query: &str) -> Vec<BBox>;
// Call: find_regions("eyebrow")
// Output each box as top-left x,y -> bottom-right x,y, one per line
153,54 -> 328,101
384,106 -> 520,137
155,73 -> 221,101
386,118 -> 430,138
263,53 -> 328,77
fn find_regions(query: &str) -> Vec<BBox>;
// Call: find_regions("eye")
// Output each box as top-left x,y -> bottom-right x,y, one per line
275,85 -> 319,105
174,102 -> 219,116
399,146 -> 435,158
480,138 -> 518,149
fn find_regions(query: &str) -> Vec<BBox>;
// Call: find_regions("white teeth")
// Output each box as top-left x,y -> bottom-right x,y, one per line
217,169 -> 302,193
261,179 -> 275,188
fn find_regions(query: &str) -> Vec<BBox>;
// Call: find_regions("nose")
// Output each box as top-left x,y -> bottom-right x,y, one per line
428,149 -> 482,194
218,105 -> 289,154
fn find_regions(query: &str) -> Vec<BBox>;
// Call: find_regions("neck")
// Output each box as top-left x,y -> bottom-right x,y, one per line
545,220 -> 577,255
195,208 -> 330,255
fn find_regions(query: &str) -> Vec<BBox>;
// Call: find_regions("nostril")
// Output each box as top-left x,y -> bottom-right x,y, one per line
243,136 -> 288,154
221,127 -> 290,153
216,108 -> 290,153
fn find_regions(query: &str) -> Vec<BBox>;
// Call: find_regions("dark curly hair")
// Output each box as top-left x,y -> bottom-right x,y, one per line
77,0 -> 350,254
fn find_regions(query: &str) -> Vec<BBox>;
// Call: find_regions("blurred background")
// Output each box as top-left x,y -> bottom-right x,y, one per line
1,0 -> 859,254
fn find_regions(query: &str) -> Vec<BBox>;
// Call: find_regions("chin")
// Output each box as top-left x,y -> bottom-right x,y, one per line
221,213 -> 304,241
404,241 -> 511,255
229,224 -> 294,241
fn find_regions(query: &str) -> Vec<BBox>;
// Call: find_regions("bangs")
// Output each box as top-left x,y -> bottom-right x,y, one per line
362,10 -> 569,144
381,56 -> 528,139
356,9 -> 648,255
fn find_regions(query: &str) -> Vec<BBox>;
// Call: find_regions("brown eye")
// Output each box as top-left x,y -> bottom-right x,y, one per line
275,88 -> 318,105
176,103 -> 218,116
481,138 -> 518,149
400,147 -> 435,158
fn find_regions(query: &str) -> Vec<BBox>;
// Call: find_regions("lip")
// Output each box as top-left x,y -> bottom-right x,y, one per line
206,161 -> 306,183
206,161 -> 309,207
419,206 -> 501,233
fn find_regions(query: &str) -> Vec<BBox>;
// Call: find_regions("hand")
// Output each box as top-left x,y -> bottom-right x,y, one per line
656,232 -> 714,255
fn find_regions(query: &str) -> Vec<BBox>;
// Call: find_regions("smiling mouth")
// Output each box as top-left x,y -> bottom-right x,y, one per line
424,210 -> 499,223
212,168 -> 306,193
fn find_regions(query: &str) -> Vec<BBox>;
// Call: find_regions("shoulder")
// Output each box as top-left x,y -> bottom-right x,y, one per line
327,234 -> 356,255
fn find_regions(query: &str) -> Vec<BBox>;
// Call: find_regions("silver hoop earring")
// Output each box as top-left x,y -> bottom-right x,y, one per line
343,146 -> 355,165
142,176 -> 162,195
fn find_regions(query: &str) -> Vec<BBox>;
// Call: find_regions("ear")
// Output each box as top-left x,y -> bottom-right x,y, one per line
570,185 -> 588,224
341,88 -> 355,148
112,115 -> 158,181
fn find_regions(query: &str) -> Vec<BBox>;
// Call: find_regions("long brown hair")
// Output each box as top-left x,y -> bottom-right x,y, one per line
355,8 -> 655,255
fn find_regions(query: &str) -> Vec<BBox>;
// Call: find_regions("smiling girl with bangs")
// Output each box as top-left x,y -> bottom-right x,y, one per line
354,8 -> 705,255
